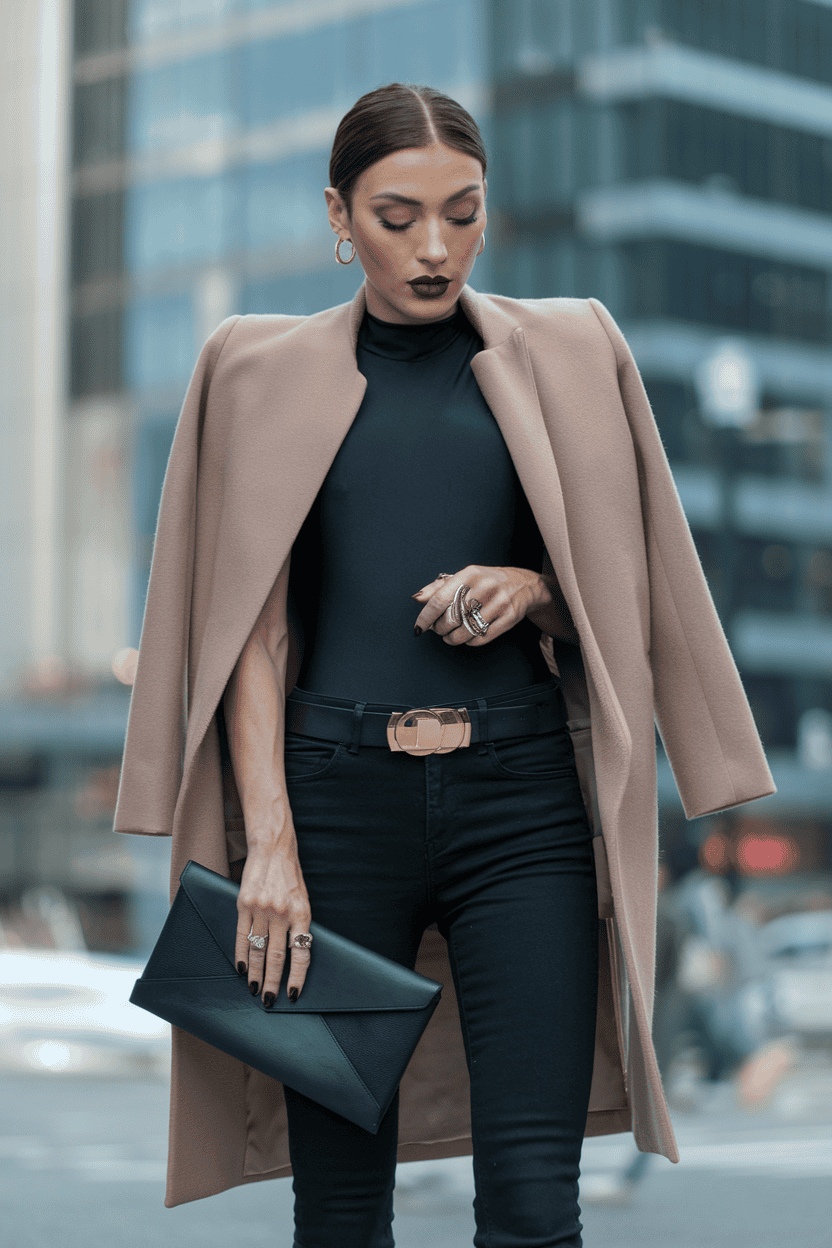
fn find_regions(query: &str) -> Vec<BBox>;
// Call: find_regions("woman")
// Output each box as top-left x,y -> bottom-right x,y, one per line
113,84 -> 776,1243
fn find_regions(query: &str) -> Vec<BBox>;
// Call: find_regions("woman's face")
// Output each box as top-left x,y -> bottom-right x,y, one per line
325,142 -> 486,324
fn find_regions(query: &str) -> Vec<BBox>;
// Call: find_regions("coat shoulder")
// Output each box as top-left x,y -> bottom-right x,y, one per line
475,291 -> 617,356
480,291 -> 595,321
208,301 -> 356,374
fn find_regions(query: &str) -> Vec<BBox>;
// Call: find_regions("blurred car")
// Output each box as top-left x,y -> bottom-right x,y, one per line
0,946 -> 170,1077
756,911 -> 832,1041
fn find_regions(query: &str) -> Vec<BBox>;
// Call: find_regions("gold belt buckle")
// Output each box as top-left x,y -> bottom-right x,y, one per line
387,706 -> 472,756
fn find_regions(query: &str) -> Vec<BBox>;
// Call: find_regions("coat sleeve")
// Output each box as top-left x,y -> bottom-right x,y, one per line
588,298 -> 777,819
113,315 -> 241,836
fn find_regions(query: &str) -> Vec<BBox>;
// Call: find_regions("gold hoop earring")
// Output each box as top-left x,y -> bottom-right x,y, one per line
335,237 -> 356,265
477,231 -> 486,256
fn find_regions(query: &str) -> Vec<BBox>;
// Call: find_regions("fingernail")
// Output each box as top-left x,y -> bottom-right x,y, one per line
237,961 -> 246,975
413,625 -> 422,637
249,980 -> 259,995
263,992 -> 275,1008
288,986 -> 299,1002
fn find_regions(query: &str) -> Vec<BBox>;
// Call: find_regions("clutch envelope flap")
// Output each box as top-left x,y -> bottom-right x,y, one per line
177,859 -> 442,1013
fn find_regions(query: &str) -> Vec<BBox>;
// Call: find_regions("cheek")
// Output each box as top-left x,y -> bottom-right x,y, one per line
459,231 -> 481,260
358,230 -> 397,275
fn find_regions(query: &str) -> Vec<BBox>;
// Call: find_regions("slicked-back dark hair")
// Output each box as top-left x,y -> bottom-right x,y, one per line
329,82 -> 487,216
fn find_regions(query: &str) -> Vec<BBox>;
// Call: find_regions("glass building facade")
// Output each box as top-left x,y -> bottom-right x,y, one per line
70,0 -> 488,655
487,0 -> 832,870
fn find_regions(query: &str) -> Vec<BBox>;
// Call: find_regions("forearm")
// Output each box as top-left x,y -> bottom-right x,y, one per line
222,556 -> 295,852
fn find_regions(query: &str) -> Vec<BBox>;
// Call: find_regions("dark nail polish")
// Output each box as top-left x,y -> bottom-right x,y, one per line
237,961 -> 246,975
249,980 -> 259,995
263,992 -> 275,1008
413,625 -> 422,637
288,986 -> 299,1002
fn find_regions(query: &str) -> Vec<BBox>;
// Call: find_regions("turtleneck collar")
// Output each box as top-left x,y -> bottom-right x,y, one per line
358,303 -> 477,362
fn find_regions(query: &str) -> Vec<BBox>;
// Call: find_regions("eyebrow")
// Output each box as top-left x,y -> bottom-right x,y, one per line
369,183 -> 482,206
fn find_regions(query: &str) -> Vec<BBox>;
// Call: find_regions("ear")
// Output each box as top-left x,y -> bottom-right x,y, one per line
324,187 -> 349,238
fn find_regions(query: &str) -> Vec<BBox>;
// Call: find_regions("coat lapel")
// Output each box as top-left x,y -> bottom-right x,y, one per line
181,280 -> 631,820
182,295 -> 368,782
460,287 -> 633,820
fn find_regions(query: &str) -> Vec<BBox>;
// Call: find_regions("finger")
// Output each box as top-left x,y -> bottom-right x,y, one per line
235,908 -> 256,977
260,924 -> 289,1003
410,576 -> 445,599
415,579 -> 475,634
429,600 -> 460,636
286,937 -> 312,1000
235,919 -> 269,991
443,608 -> 504,646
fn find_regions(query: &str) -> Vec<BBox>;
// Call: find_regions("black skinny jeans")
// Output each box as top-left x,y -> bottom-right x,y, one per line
281,677 -> 599,1248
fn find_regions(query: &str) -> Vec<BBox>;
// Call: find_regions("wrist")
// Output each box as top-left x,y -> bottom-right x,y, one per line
245,817 -> 297,856
525,572 -> 555,624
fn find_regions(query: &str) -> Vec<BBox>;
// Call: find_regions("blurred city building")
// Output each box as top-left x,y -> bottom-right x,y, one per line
0,0 -> 829,954
487,0 -> 832,892
0,0 -> 489,953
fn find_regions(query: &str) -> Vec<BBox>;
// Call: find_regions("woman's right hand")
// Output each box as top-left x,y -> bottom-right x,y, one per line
233,846 -> 312,1005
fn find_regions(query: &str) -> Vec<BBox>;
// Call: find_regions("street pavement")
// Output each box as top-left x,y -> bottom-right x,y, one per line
1,1061 -> 830,1248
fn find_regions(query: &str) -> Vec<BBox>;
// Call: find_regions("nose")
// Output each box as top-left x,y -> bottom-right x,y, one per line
416,216 -> 449,267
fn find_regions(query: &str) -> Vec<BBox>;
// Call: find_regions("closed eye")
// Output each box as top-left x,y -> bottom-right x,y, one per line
380,212 -> 479,232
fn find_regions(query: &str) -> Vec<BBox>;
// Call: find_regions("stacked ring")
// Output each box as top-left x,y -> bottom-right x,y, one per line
447,583 -> 472,627
463,597 -> 489,636
435,573 -> 491,637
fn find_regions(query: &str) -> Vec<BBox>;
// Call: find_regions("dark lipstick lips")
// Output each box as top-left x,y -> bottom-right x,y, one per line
408,276 -> 450,286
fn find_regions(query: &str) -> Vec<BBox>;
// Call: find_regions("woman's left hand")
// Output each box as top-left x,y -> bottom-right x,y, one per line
411,566 -> 552,647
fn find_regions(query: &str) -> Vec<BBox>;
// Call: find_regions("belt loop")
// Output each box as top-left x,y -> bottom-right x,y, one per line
348,702 -> 366,754
475,697 -> 488,755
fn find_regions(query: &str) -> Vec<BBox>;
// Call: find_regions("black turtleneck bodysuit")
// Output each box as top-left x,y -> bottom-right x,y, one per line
286,303 -> 553,706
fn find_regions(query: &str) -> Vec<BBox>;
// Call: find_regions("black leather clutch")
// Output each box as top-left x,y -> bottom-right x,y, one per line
129,859 -> 443,1134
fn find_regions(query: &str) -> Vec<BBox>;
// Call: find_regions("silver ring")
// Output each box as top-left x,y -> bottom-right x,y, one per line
467,605 -> 489,634
288,932 -> 313,950
461,612 -> 487,637
461,605 -> 488,636
447,583 -> 471,627
247,929 -> 268,950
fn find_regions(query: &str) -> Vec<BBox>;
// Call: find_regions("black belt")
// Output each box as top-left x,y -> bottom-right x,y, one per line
285,679 -> 568,754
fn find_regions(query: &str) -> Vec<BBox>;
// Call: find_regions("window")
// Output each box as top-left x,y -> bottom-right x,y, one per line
243,153 -> 330,252
75,0 -> 128,57
618,100 -> 832,217
125,173 -> 240,271
622,240 -> 831,344
70,307 -> 124,399
71,191 -> 125,285
127,51 -> 234,154
622,0 -> 832,90
73,77 -> 127,168
125,294 -> 194,390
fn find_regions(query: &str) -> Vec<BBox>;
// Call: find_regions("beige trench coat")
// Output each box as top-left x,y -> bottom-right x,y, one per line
114,279 -> 776,1208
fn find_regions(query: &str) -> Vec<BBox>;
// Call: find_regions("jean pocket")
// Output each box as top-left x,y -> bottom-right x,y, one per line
283,732 -> 344,781
486,726 -> 576,780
